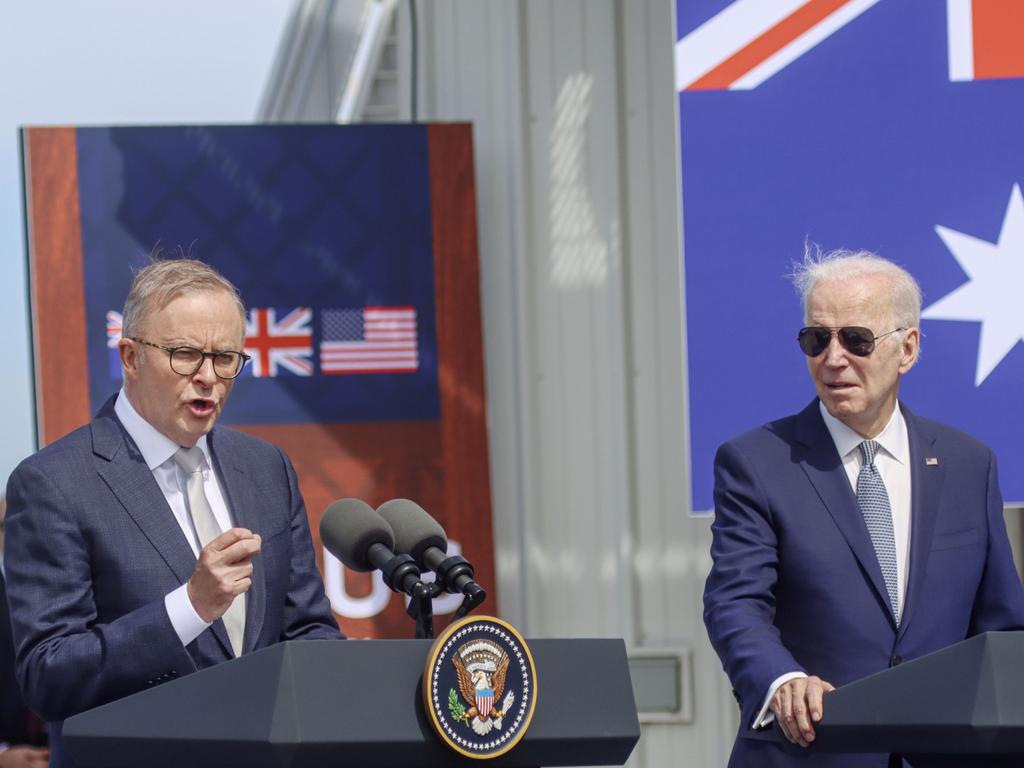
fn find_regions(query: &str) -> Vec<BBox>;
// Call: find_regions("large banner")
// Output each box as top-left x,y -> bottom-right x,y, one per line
21,123 -> 494,637
678,0 -> 1024,510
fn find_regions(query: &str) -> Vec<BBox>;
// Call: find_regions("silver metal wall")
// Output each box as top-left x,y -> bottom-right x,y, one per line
412,1 -> 736,764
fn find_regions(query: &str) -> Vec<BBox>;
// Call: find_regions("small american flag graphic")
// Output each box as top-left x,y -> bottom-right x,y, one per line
320,307 -> 419,375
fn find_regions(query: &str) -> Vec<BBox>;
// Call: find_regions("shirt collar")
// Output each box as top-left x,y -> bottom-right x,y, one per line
818,400 -> 908,465
114,388 -> 212,471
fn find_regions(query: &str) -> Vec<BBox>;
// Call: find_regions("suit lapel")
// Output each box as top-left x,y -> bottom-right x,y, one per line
94,398 -> 238,660
795,401 -> 896,627
897,406 -> 944,640
208,429 -> 267,654
91,400 -> 197,586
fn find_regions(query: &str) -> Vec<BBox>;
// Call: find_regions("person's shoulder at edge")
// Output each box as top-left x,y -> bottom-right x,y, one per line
901,404 -> 993,456
716,401 -> 814,457
7,421 -> 95,480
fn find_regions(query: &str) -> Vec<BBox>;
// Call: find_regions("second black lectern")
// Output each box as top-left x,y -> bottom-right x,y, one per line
764,631 -> 1024,765
63,638 -> 640,767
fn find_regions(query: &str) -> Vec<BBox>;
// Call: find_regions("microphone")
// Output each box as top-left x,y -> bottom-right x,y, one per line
319,498 -> 426,598
376,499 -> 486,610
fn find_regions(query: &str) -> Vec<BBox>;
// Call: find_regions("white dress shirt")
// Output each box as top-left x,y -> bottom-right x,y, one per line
752,402 -> 912,728
114,389 -> 237,647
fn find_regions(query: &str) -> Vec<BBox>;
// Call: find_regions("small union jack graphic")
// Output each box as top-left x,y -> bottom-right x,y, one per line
244,307 -> 314,378
106,310 -> 123,348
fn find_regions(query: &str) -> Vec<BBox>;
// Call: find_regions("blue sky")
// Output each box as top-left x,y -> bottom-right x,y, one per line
0,1 -> 291,481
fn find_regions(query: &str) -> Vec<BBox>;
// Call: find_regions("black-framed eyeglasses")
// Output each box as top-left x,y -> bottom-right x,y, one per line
797,326 -> 906,358
129,337 -> 251,379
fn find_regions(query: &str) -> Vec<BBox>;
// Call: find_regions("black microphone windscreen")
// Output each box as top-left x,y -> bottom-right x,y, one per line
376,498 -> 447,560
320,498 -> 395,572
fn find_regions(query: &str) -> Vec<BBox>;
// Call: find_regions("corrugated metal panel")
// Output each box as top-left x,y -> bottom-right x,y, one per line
417,0 -> 535,627
258,0 -> 402,122
618,2 -> 737,765
519,0 -> 633,637
417,0 -> 736,764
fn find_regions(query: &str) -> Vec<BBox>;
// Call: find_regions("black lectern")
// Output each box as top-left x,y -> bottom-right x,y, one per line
63,638 -> 640,767
771,631 -> 1024,765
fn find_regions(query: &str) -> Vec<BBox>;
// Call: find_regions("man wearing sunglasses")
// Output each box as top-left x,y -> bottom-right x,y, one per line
3,259 -> 342,768
704,250 -> 1024,767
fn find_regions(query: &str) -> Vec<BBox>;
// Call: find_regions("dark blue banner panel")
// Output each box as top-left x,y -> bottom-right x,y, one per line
76,125 -> 440,425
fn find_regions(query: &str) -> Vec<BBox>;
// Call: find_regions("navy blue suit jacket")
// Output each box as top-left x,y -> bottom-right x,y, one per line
0,573 -> 43,747
704,400 -> 1024,767
3,396 -> 342,767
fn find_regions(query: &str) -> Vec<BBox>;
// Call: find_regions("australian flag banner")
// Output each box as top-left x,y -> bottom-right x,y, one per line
22,123 -> 494,639
678,0 -> 1024,509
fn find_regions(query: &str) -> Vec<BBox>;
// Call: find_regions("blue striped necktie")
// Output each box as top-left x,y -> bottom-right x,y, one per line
856,440 -> 900,625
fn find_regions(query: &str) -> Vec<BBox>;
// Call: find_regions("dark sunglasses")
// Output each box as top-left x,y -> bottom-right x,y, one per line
797,326 -> 906,357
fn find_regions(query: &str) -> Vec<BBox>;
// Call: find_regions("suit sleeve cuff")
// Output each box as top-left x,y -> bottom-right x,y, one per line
752,671 -> 808,729
165,583 -> 212,647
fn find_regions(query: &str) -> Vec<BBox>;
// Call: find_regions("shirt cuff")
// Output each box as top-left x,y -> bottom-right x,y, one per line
752,671 -> 808,729
165,583 -> 212,647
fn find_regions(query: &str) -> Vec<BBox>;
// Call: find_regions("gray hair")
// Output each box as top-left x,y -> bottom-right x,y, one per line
121,258 -> 246,337
790,246 -> 922,329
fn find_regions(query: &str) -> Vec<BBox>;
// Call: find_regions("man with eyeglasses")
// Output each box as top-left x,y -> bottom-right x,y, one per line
3,259 -> 342,768
703,249 -> 1024,767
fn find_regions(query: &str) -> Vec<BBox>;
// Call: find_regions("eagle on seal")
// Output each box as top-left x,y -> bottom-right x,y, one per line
454,651 -> 514,736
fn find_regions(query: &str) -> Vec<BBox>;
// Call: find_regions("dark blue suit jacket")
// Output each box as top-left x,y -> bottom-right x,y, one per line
0,573 -> 43,747
3,396 -> 342,767
704,400 -> 1024,767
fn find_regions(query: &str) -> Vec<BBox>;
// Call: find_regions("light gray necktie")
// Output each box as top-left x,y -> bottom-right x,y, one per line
174,446 -> 245,657
856,440 -> 900,625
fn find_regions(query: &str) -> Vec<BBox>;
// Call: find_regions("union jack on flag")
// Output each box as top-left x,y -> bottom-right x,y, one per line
676,0 -> 1021,94
947,0 -> 1024,82
678,0 -> 1024,508
244,307 -> 314,378
676,0 -> 883,92
320,307 -> 419,375
105,310 -> 124,379
106,310 -> 122,348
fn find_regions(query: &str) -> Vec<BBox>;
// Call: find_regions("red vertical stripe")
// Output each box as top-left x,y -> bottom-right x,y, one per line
23,128 -> 92,445
972,0 -> 1024,81
426,123 -> 497,615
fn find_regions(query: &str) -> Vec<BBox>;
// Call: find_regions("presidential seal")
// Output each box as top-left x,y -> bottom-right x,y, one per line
423,615 -> 537,759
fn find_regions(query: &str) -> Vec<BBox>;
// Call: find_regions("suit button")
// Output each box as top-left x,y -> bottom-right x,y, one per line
891,655 -> 903,666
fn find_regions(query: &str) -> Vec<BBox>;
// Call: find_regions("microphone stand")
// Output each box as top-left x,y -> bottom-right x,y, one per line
402,553 -> 489,636
407,581 -> 443,638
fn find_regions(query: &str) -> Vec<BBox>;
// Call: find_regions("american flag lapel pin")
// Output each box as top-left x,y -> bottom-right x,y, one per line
925,457 -> 939,466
